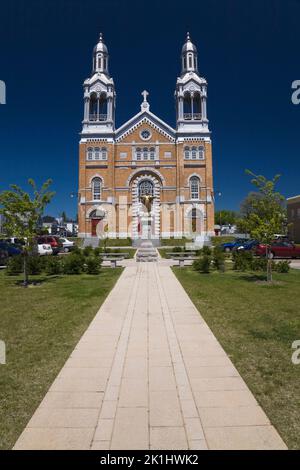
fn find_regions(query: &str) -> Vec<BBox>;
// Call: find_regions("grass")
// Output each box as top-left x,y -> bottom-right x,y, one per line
101,248 -> 136,258
101,238 -> 132,247
210,235 -> 235,246
173,267 -> 300,449
0,268 -> 122,449
160,237 -> 192,246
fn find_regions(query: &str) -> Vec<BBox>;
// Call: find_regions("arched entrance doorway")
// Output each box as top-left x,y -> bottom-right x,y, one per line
131,173 -> 161,239
186,207 -> 203,236
89,209 -> 106,237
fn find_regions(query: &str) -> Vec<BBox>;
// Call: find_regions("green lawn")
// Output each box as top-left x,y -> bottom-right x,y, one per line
174,267 -> 300,449
160,237 -> 192,246
0,268 -> 122,449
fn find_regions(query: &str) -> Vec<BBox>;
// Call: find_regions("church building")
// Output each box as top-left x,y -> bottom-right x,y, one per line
78,33 -> 215,242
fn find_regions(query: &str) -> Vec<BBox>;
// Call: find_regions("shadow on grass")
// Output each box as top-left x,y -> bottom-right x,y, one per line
13,275 -> 63,287
239,273 -> 267,282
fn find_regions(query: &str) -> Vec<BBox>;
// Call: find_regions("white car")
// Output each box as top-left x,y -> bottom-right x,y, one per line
59,237 -> 75,253
38,243 -> 53,256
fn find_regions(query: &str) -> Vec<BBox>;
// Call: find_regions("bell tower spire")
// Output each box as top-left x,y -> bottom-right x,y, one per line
81,33 -> 116,136
181,32 -> 198,75
93,33 -> 109,75
175,33 -> 209,135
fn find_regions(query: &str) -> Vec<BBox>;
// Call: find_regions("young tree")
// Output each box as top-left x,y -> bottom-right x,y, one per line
239,170 -> 286,282
0,179 -> 55,286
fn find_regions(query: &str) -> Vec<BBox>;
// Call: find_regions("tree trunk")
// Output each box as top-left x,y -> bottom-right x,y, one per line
23,249 -> 29,287
266,245 -> 273,283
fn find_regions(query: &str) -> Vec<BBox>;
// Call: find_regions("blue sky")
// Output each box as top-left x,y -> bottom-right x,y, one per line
0,0 -> 299,218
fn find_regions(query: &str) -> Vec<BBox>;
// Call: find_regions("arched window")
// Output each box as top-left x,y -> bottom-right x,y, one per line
191,146 -> 197,159
87,147 -> 93,160
143,147 -> 148,160
188,54 -> 193,68
138,180 -> 154,198
198,146 -> 205,159
193,93 -> 201,120
184,146 -> 190,159
94,147 -> 100,160
136,147 -> 141,160
99,94 -> 107,120
183,93 -> 192,120
92,177 -> 102,201
89,93 -> 98,120
101,147 -> 107,160
190,176 -> 200,200
149,147 -> 155,160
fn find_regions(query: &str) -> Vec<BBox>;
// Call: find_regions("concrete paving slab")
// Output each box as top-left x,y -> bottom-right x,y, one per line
13,262 -> 287,450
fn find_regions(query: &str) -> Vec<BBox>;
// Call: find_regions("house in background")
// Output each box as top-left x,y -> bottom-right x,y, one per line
287,195 -> 300,243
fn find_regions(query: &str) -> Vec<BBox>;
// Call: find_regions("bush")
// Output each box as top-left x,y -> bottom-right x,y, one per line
85,256 -> 101,275
275,260 -> 290,273
94,247 -> 103,257
83,246 -> 93,257
193,255 -> 211,273
202,246 -> 212,256
45,256 -> 62,275
27,255 -> 42,275
232,250 -> 253,271
6,255 -> 23,275
72,245 -> 81,254
173,246 -> 183,253
251,257 -> 268,272
213,247 -> 226,271
62,253 -> 84,274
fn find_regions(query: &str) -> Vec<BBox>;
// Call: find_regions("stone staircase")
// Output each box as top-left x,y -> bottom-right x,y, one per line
132,238 -> 160,248
136,241 -> 158,262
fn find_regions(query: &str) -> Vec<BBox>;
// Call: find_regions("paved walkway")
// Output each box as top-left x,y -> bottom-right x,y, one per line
14,262 -> 287,450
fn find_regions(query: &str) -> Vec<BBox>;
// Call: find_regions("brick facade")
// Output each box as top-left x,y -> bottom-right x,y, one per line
78,33 -> 215,242
287,195 -> 300,243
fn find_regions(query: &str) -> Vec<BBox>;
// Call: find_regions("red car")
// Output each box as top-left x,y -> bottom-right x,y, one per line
37,236 -> 63,255
255,241 -> 300,259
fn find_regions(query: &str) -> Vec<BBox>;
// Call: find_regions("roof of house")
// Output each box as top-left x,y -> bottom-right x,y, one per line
287,195 -> 300,203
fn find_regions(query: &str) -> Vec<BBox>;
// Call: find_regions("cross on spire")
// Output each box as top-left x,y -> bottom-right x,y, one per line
141,90 -> 149,102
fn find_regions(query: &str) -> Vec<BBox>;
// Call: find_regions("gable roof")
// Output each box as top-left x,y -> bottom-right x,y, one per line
115,109 -> 176,142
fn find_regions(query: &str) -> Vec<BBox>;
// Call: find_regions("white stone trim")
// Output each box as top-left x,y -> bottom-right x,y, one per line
88,174 -> 104,187
126,167 -> 165,187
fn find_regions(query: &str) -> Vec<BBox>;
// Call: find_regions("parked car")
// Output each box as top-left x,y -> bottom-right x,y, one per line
59,237 -> 75,253
4,237 -> 26,247
255,241 -> 300,259
0,241 -> 22,257
37,243 -> 53,256
220,238 -> 249,253
36,236 -> 63,255
236,239 -> 259,251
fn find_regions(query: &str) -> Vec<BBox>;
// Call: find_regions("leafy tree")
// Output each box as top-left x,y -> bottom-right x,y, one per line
239,191 -> 263,218
215,210 -> 238,226
239,170 -> 286,282
0,179 -> 55,286
42,215 -> 56,223
61,211 -> 68,223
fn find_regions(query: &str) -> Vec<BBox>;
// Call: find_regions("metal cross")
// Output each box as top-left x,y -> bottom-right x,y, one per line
141,90 -> 149,102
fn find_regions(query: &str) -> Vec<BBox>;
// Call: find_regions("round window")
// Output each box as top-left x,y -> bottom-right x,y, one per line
140,129 -> 151,140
